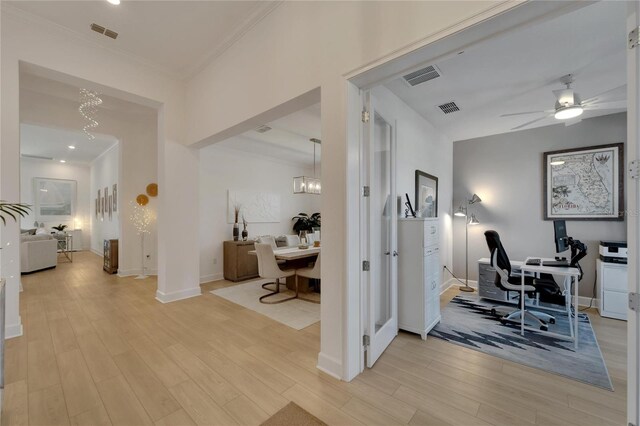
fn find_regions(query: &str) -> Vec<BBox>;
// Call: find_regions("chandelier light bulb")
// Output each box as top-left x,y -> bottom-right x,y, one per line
79,88 -> 103,140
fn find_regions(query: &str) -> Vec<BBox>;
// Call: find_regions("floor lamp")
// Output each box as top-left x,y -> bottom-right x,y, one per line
454,193 -> 481,292
130,203 -> 152,280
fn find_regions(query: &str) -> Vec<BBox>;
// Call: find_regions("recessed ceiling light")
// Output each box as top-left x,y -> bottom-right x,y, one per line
107,0 -> 120,5
59,160 -> 66,163
68,145 -> 76,150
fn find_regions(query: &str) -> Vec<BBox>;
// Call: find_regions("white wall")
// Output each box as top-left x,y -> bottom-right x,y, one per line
19,158 -> 90,249
452,113 -> 627,298
371,86 -> 454,284
199,141 -> 321,282
90,144 -> 119,256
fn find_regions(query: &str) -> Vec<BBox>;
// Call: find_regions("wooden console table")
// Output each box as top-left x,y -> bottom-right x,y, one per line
224,240 -> 259,282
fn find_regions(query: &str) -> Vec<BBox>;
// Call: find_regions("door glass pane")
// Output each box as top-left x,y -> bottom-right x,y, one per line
372,113 -> 392,333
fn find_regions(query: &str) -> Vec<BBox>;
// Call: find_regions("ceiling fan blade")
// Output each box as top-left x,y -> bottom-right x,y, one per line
585,100 -> 627,110
581,85 -> 626,105
511,115 -> 551,131
564,117 -> 582,127
553,88 -> 575,106
500,110 -> 546,117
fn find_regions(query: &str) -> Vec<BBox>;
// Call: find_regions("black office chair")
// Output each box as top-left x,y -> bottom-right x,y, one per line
484,230 -> 561,331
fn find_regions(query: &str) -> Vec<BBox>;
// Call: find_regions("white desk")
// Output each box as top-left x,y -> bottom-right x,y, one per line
248,246 -> 320,260
520,257 -> 581,348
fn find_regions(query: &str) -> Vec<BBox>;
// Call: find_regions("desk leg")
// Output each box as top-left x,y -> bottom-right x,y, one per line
521,273 -> 525,336
574,275 -> 579,349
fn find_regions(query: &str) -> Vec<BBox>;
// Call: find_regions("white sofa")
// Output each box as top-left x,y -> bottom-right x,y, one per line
20,235 -> 57,274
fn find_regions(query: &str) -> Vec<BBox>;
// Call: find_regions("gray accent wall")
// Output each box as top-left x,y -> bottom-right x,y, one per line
453,113 -> 626,298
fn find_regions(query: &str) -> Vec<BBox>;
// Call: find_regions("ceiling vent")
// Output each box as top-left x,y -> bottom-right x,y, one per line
437,101 -> 460,114
255,125 -> 272,133
21,154 -> 54,161
90,23 -> 118,40
403,65 -> 441,87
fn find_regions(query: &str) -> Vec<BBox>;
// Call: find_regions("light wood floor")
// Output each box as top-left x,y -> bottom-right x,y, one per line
2,252 -> 627,425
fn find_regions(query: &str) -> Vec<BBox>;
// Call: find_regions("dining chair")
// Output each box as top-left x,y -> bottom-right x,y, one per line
255,243 -> 297,304
295,252 -> 321,304
257,236 -> 286,264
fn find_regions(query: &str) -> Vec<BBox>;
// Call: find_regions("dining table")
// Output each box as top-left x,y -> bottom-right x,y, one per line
248,245 -> 320,292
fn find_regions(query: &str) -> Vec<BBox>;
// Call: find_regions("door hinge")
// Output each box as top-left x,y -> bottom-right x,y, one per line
629,160 -> 640,179
362,260 -> 370,271
629,27 -> 639,49
362,186 -> 370,197
362,335 -> 370,347
362,110 -> 370,123
629,292 -> 640,312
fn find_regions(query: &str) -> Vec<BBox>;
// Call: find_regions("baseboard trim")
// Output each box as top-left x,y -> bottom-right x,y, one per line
90,248 -> 103,257
317,352 -> 342,380
578,296 -> 598,308
118,269 -> 158,277
200,273 -> 224,284
155,287 -> 202,304
441,277 -> 477,295
5,320 -> 23,339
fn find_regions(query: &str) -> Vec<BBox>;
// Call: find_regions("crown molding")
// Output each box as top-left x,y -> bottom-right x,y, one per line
2,1 -> 283,82
183,1 -> 283,80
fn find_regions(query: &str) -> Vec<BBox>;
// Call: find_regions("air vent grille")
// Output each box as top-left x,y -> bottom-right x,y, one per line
255,125 -> 272,133
21,154 -> 54,161
104,29 -> 118,40
90,23 -> 118,40
403,65 -> 441,87
438,101 -> 460,114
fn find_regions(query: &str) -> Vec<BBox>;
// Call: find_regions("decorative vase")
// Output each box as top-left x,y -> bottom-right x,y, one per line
241,225 -> 248,241
233,223 -> 239,241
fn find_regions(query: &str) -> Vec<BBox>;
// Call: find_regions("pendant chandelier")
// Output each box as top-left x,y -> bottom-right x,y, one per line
293,138 -> 321,194
79,88 -> 103,140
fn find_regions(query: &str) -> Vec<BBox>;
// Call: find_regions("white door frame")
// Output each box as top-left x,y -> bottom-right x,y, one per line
627,2 -> 640,424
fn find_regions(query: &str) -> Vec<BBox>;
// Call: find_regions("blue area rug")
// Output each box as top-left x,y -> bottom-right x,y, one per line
429,295 -> 613,390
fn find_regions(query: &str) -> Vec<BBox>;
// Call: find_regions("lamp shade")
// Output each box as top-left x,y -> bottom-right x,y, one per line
468,214 -> 480,225
454,206 -> 466,217
469,193 -> 482,205
293,176 -> 321,194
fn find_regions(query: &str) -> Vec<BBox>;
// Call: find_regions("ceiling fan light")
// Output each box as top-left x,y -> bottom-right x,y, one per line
555,105 -> 583,120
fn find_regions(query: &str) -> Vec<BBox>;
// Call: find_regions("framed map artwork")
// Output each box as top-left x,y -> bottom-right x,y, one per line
544,143 -> 623,221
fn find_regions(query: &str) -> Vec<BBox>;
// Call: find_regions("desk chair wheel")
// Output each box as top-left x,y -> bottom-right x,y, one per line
540,324 -> 548,332
548,318 -> 555,325
490,308 -> 497,316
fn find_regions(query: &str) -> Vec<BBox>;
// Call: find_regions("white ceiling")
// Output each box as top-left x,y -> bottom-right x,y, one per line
384,1 -> 627,142
217,103 -> 321,166
21,123 -> 117,165
5,0 -> 279,79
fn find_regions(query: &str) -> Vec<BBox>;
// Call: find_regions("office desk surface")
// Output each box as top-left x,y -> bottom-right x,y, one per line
248,246 -> 320,260
520,258 -> 580,276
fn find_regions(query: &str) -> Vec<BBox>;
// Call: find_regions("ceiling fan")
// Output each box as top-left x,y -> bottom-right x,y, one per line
501,74 -> 626,131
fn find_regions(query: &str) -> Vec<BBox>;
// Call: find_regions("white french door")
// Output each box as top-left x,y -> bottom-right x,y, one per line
361,90 -> 398,367
628,1 -> 640,424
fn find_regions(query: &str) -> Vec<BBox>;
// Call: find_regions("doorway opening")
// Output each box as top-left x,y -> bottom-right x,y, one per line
351,1 -> 634,424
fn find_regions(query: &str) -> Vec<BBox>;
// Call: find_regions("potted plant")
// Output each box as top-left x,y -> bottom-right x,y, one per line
292,212 -> 321,233
52,224 -> 68,234
0,201 -> 30,226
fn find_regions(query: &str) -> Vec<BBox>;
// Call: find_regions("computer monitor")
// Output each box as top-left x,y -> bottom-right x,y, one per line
554,220 -> 568,253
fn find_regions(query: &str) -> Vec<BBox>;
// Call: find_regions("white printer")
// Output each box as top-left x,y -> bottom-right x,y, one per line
599,241 -> 627,264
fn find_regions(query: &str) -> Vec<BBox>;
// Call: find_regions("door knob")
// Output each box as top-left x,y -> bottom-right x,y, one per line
393,251 -> 399,257
385,251 -> 390,255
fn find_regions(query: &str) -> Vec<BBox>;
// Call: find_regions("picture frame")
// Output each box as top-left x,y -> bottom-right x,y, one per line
112,183 -> 118,212
33,177 -> 76,221
103,186 -> 108,218
98,189 -> 102,216
108,194 -> 113,220
543,143 -> 624,221
415,170 -> 438,218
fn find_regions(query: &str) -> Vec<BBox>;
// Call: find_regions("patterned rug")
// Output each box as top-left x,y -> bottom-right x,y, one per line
430,295 -> 613,390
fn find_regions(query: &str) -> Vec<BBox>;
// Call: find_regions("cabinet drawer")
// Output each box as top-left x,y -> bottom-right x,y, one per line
423,222 -> 439,247
603,290 -> 627,318
603,266 -> 627,292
